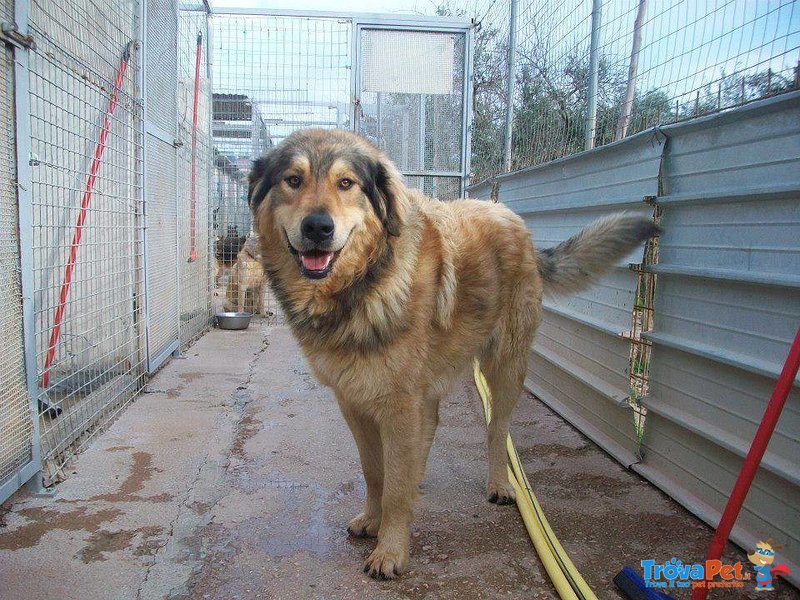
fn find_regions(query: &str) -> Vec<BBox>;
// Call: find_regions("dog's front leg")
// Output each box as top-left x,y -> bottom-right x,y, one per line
363,401 -> 422,579
339,404 -> 383,538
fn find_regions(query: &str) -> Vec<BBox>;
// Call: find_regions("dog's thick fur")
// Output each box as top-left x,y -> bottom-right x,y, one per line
249,129 -> 660,579
223,233 -> 267,315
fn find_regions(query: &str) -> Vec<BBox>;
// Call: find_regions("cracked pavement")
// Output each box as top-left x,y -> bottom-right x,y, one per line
1,320 -> 796,600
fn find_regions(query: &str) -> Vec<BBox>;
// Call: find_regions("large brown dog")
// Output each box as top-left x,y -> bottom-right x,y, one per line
223,233 -> 267,315
249,129 -> 659,579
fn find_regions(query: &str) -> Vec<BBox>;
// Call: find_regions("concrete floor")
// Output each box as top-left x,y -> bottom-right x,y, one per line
1,320 -> 797,600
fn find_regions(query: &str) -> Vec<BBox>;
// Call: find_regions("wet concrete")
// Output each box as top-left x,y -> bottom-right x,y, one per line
0,321 -> 797,600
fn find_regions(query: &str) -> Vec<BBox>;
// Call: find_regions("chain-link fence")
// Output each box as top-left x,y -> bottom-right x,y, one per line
466,0 -> 800,183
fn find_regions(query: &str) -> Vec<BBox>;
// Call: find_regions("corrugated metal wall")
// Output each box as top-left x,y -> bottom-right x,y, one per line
470,91 -> 800,585
500,132 -> 662,467
639,93 -> 800,584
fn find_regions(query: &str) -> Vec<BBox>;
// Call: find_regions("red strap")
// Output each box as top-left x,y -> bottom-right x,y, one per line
41,41 -> 134,390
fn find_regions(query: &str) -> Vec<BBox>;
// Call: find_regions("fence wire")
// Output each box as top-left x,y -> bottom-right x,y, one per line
178,7 -> 213,347
28,0 -> 145,483
467,0 -> 800,181
209,14 -> 354,320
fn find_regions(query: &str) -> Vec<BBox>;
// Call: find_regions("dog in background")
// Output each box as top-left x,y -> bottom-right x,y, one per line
248,128 -> 660,579
214,225 -> 247,286
223,232 -> 267,315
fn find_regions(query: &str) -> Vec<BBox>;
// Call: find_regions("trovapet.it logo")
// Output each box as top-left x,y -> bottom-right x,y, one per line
641,558 -> 750,590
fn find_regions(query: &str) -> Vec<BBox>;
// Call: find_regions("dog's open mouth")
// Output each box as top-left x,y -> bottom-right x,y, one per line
286,239 -> 339,280
297,249 -> 338,279
285,228 -> 350,280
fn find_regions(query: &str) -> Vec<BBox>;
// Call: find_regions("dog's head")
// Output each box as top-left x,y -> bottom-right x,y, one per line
248,129 -> 406,283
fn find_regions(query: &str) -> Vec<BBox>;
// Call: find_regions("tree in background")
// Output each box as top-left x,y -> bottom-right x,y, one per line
438,1 -> 797,181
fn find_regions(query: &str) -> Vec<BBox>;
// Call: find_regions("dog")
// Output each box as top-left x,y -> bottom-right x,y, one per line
248,128 -> 660,579
214,226 -> 246,286
223,232 -> 267,315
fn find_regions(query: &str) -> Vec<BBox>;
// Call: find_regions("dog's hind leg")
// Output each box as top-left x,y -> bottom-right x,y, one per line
254,284 -> 265,316
479,349 -> 527,505
339,404 -> 384,539
417,393 -> 440,484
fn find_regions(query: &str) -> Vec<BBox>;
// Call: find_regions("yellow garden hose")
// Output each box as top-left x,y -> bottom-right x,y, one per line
473,360 -> 598,600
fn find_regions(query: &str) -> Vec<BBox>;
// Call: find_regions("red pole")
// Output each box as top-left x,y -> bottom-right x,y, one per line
41,41 -> 134,391
691,326 -> 800,600
187,32 -> 202,263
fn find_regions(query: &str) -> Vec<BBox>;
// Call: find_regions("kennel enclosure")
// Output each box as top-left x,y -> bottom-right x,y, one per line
0,0 -> 798,586
0,1 -> 473,496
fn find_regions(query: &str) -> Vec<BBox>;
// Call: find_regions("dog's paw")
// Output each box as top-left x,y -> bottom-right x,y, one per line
347,512 -> 380,538
487,480 -> 516,505
363,543 -> 408,580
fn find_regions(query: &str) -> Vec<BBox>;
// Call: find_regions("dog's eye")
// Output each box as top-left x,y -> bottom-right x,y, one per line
285,175 -> 302,189
338,178 -> 353,190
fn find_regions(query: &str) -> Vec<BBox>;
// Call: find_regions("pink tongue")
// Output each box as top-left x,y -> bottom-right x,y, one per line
301,252 -> 333,271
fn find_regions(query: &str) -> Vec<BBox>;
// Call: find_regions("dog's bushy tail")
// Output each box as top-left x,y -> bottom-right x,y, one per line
537,213 -> 660,296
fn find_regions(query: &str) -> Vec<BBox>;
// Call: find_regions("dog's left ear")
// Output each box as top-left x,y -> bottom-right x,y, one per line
369,159 -> 406,237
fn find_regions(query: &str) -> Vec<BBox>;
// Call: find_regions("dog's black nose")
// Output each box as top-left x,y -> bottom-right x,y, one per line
301,212 -> 335,244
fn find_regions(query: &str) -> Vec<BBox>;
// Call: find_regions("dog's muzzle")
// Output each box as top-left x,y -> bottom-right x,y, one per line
286,222 -> 341,281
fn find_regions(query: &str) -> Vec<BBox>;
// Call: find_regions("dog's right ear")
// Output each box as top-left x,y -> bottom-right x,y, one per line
248,145 -> 297,212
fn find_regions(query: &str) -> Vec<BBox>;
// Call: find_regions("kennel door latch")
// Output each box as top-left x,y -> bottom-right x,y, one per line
0,22 -> 36,51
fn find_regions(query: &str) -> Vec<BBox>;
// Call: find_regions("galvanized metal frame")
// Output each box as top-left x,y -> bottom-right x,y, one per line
461,24 -> 474,198
0,0 -> 43,503
211,7 -> 471,31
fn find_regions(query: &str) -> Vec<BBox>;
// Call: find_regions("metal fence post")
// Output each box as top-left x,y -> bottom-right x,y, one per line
585,0 -> 602,151
134,0 -> 148,380
13,0 -> 45,494
502,0 -> 518,172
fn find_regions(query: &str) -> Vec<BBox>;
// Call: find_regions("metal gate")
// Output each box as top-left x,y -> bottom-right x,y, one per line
356,24 -> 471,198
210,9 -> 473,200
25,0 -> 145,481
209,9 -> 472,319
144,0 -> 180,372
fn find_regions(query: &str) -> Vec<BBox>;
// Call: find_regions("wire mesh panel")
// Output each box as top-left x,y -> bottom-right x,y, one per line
470,0 -> 511,182
177,5 -> 212,346
596,0 -> 800,144
27,0 -> 144,481
210,14 -> 353,318
144,0 -> 179,369
467,0 -> 800,179
0,0 -> 35,494
358,28 -> 467,199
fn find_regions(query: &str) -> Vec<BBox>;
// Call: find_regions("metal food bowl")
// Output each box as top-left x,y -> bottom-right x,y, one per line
215,311 -> 252,330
